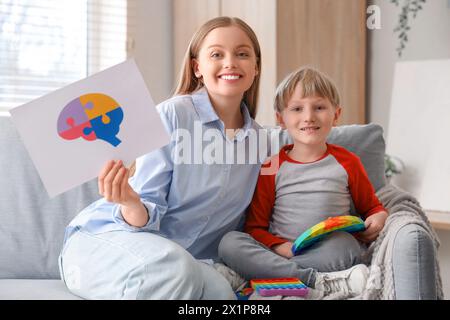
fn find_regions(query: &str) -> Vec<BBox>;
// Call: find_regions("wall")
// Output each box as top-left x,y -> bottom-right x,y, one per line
128,0 -> 173,104
368,0 -> 450,299
367,0 -> 450,135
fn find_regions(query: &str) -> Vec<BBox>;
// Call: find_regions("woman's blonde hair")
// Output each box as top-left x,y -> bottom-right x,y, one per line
274,66 -> 340,113
174,16 -> 261,119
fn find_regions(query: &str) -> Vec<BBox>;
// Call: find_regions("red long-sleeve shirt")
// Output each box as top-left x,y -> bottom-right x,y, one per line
245,144 -> 386,248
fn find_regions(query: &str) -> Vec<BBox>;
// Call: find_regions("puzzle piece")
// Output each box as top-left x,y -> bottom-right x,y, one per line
80,93 -> 120,121
83,107 -> 123,147
57,97 -> 90,132
59,117 -> 97,141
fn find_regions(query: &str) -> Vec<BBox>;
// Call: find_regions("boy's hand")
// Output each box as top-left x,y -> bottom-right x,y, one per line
355,211 -> 388,243
272,242 -> 294,259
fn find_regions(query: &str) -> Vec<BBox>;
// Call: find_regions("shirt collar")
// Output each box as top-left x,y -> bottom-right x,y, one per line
191,87 -> 254,142
235,102 -> 253,141
279,143 -> 331,164
192,87 -> 220,124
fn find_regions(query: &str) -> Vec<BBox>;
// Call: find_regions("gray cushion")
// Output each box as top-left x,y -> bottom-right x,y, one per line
277,123 -> 387,192
328,123 -> 387,192
0,116 -> 100,279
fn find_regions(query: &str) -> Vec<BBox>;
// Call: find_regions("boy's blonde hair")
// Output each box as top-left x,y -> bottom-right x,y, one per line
174,16 -> 262,119
274,67 -> 340,112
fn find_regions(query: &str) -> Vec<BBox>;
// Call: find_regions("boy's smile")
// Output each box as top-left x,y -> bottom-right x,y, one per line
300,126 -> 321,133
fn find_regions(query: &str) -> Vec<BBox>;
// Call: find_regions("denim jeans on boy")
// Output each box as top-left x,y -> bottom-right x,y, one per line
218,230 -> 366,287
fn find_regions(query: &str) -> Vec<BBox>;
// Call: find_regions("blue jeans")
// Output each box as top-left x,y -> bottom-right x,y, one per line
58,228 -> 235,299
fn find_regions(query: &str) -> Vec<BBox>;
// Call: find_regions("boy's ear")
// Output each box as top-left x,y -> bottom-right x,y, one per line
333,106 -> 342,126
276,111 -> 286,129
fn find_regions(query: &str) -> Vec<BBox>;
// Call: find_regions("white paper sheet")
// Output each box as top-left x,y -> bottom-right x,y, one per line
9,59 -> 170,197
387,59 -> 450,212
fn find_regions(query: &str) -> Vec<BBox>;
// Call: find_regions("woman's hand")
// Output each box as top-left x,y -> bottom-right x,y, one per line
272,242 -> 294,259
355,211 -> 388,244
98,160 -> 148,227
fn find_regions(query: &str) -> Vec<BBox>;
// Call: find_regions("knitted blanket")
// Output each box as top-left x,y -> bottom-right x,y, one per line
249,184 -> 443,300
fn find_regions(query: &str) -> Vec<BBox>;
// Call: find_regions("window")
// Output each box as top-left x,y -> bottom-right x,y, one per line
0,0 -> 132,112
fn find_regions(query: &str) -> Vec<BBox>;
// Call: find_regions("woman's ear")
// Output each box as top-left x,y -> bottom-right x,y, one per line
192,59 -> 201,78
333,106 -> 342,126
276,111 -> 286,129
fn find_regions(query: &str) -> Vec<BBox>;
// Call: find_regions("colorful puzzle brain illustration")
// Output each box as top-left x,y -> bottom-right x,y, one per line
57,93 -> 123,147
291,215 -> 366,255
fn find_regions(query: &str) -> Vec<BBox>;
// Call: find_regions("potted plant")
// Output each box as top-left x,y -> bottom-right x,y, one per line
390,0 -> 427,57
384,154 -> 404,183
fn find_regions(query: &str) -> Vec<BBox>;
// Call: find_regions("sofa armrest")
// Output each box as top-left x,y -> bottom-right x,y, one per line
392,224 -> 437,299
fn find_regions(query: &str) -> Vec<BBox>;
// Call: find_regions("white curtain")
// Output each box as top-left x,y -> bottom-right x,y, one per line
0,0 -> 132,112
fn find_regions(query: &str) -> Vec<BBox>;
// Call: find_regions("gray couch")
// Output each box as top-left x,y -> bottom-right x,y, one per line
0,115 -> 438,299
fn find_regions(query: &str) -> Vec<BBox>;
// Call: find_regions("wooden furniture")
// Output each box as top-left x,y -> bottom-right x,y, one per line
173,0 -> 367,126
426,210 -> 450,231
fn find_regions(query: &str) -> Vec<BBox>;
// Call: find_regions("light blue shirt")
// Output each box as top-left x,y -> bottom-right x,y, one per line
65,88 -> 269,261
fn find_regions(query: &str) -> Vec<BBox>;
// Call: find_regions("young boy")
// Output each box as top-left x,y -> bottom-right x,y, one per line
218,67 -> 388,298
